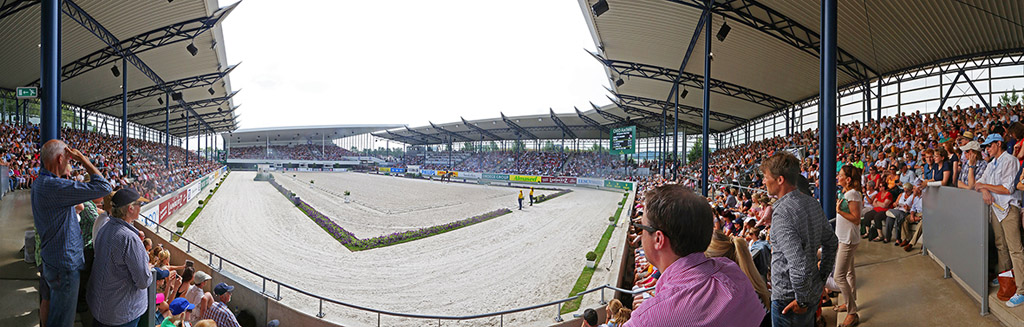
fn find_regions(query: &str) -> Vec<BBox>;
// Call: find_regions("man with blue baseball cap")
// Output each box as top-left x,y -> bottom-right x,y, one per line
199,282 -> 241,327
974,133 -> 1024,307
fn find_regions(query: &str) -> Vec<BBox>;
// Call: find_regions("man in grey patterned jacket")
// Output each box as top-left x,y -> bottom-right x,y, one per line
762,152 -> 839,327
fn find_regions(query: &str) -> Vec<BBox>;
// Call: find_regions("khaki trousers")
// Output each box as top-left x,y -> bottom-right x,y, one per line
834,242 -> 859,314
990,206 -> 1024,293
900,216 -> 923,246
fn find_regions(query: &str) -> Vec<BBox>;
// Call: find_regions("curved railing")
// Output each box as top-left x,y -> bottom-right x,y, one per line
142,210 -> 649,326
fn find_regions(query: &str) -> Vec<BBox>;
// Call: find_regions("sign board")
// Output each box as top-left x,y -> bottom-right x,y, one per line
610,126 -> 636,155
459,172 -> 481,179
16,87 -> 37,99
604,180 -> 633,191
542,176 -> 577,184
577,177 -> 605,187
483,173 -> 509,181
510,175 -> 542,183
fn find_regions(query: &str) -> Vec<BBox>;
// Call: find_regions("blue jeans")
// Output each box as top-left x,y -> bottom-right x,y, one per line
771,300 -> 816,327
94,314 -> 142,327
42,263 -> 81,327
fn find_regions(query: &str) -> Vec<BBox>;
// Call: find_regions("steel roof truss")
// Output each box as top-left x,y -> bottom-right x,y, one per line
500,112 -> 539,139
549,108 -> 578,139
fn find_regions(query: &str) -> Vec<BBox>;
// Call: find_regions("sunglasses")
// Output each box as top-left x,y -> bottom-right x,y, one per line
632,222 -> 659,234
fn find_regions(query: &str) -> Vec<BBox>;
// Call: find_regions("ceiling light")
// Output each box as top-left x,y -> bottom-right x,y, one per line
208,87 -> 215,95
171,92 -> 183,101
187,42 -> 198,56
157,97 -> 164,105
680,88 -> 689,99
615,78 -> 624,87
110,65 -> 120,77
717,20 -> 731,42
592,0 -> 609,17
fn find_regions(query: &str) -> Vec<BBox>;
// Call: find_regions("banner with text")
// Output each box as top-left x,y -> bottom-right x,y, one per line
604,180 -> 633,191
577,177 -> 605,187
483,173 -> 509,181
610,126 -> 637,155
459,172 -> 481,179
510,175 -> 542,183
542,176 -> 577,184
421,169 -> 436,176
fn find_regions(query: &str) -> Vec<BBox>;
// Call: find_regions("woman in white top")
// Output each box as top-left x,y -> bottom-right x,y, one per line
834,164 -> 863,327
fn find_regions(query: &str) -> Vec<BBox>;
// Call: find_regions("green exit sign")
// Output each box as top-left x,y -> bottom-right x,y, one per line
16,87 -> 37,99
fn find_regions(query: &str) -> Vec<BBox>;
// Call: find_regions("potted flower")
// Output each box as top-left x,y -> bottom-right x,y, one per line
585,251 -> 597,268
344,191 -> 351,203
609,216 -> 616,226
176,221 -> 185,235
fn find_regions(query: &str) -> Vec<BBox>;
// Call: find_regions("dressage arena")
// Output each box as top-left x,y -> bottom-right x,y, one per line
159,171 -> 624,326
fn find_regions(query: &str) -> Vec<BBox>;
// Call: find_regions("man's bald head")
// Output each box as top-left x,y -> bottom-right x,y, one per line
40,139 -> 69,175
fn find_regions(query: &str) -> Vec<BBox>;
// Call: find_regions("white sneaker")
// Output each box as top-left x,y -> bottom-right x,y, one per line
1007,294 -> 1024,308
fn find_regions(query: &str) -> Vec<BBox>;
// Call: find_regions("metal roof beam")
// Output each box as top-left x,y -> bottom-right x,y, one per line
665,4 -> 709,103
609,99 -> 710,134
549,108 -> 577,139
613,92 -> 748,125
460,117 -> 504,141
167,118 -> 236,135
591,53 -> 791,109
664,0 -> 875,80
428,121 -> 475,142
142,108 -> 236,130
575,107 -> 611,134
60,0 -> 215,133
127,91 -> 238,120
34,1 -> 239,87
383,130 -> 423,145
83,65 -> 237,110
500,112 -> 539,140
0,0 -> 38,22
590,102 -> 662,136
404,126 -> 444,144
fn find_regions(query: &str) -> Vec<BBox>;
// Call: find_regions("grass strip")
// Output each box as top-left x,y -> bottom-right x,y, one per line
175,172 -> 229,239
560,193 -> 628,314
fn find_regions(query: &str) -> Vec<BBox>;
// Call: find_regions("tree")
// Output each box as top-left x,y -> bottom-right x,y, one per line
488,141 -> 499,152
512,140 -> 526,152
542,141 -> 557,152
590,143 -> 606,153
461,142 -> 476,152
1001,89 -> 1022,107
687,137 -> 703,164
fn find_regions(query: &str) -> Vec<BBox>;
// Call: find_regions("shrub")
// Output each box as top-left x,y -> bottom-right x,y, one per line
608,216 -> 615,222
586,251 -> 597,261
198,200 -> 204,205
344,191 -> 351,196
176,221 -> 185,228
310,180 -> 315,184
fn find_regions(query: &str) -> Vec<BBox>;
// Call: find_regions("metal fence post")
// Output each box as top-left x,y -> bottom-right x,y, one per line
555,303 -> 563,322
317,299 -> 325,318
600,287 -> 607,305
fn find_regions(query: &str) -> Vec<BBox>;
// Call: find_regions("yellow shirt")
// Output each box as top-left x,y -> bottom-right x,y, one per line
518,192 -> 523,199
530,189 -> 534,196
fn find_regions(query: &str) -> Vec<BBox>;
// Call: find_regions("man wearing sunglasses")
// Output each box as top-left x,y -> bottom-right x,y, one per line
624,185 -> 763,327
87,188 -> 152,327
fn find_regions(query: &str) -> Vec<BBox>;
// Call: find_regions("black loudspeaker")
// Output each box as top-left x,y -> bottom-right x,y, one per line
615,78 -> 624,87
680,88 -> 688,99
171,92 -> 183,101
592,0 -> 609,17
717,21 -> 731,42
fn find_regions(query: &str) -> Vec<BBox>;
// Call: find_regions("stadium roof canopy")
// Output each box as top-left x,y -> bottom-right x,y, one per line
224,124 -> 405,145
0,0 -> 241,137
377,0 -> 1024,146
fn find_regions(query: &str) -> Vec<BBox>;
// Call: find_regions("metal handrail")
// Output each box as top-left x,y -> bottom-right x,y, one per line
679,175 -> 768,194
141,213 -> 648,325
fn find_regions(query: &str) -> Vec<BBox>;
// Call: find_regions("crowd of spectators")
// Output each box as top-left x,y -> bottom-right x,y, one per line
227,144 -> 359,161
1,123 -> 221,201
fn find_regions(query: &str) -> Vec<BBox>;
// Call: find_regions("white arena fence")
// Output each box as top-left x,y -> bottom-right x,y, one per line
373,167 -> 636,192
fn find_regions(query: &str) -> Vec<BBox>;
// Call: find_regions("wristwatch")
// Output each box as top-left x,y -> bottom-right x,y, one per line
797,301 -> 811,309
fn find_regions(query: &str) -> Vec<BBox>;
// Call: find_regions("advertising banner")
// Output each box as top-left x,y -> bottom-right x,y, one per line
483,173 -> 509,181
542,176 -> 577,184
158,191 -> 188,223
390,168 -> 406,174
577,177 -> 605,187
378,167 -> 391,172
141,206 -> 159,227
421,169 -> 436,176
510,175 -> 542,183
435,171 -> 457,177
604,180 -> 633,191
186,184 -> 200,201
459,172 -> 481,179
408,165 -> 421,174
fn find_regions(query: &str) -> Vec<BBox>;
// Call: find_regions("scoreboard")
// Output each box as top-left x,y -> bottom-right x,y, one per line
610,126 -> 636,155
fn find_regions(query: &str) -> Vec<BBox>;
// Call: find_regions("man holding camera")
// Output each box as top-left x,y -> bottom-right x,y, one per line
87,188 -> 153,327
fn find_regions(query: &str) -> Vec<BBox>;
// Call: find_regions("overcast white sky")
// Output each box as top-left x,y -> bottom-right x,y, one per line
220,0 -> 612,130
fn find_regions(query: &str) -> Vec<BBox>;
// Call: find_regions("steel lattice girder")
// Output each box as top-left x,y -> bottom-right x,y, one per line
612,92 -> 748,125
575,107 -> 611,134
83,65 -> 237,110
31,2 -> 239,87
460,117 -> 504,141
61,0 -> 216,133
592,53 -> 792,109
549,108 -> 578,139
665,3 -> 710,103
429,121 -> 475,142
590,102 -> 662,136
143,108 -> 236,130
167,118 -> 236,135
0,0 -> 39,22
128,91 -> 238,120
609,100 -> 710,134
405,126 -> 445,144
665,0 -> 875,81
500,112 -> 539,139
384,130 -> 424,145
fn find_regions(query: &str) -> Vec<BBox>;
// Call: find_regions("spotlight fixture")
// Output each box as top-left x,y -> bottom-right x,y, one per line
157,97 -> 164,105
171,92 -> 183,101
110,65 -> 120,77
186,42 -> 198,56
615,78 -> 624,87
592,0 -> 609,17
207,87 -> 215,95
218,107 -> 223,112
180,113 -> 185,118
680,88 -> 688,99
717,20 -> 731,42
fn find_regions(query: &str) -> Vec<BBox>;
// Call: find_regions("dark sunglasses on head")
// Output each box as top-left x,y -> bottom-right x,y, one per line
632,222 -> 659,234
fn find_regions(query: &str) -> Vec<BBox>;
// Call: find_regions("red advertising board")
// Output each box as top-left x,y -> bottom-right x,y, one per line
158,191 -> 188,223
542,176 -> 577,184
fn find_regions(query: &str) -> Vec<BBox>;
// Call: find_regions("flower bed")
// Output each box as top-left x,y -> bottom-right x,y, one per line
269,176 -> 512,251
534,189 -> 572,204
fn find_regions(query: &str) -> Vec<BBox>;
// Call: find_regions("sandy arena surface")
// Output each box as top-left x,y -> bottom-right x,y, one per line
276,172 -> 557,238
179,171 -> 624,326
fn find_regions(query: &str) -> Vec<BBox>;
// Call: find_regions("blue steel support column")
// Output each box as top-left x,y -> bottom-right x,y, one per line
122,57 -> 128,177
40,0 -> 61,145
165,92 -> 169,169
701,0 -> 711,197
820,0 -> 838,218
186,111 -> 190,166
